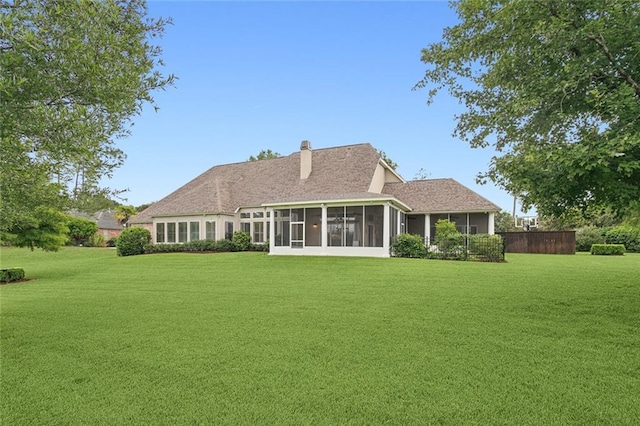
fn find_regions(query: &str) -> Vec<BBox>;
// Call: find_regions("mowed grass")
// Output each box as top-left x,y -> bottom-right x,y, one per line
1,248 -> 639,425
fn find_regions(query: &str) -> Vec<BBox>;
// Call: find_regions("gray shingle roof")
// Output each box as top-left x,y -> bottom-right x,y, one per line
383,179 -> 501,213
132,143 -> 382,223
69,210 -> 124,230
131,145 -> 501,224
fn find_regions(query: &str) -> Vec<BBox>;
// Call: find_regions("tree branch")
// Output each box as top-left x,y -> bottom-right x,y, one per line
588,33 -> 640,97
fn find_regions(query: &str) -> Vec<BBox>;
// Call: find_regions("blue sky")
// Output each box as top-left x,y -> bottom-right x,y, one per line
106,0 -> 523,214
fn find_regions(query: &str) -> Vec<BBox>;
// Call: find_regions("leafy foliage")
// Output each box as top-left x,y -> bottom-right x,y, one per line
590,244 -> 626,256
67,216 -> 99,246
248,149 -> 281,161
1,0 -> 174,249
1,208 -> 69,251
391,234 -> 427,258
575,226 -> 606,252
604,226 -> 640,253
116,227 -> 151,257
377,150 -> 398,170
0,268 -> 25,283
232,231 -> 252,251
418,1 -> 640,216
494,211 -> 517,232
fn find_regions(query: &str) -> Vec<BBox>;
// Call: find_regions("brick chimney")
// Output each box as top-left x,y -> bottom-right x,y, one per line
300,140 -> 312,179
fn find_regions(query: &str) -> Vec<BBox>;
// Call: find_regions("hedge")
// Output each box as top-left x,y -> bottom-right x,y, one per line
1,268 -> 25,283
590,244 -> 626,256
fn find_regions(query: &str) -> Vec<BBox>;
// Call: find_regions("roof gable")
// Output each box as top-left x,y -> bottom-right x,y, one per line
383,179 -> 501,213
133,143 -> 383,222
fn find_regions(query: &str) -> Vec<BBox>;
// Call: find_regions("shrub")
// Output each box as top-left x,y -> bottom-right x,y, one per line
575,226 -> 606,252
590,244 -> 626,256
432,220 -> 465,259
468,234 -> 504,262
184,239 -> 217,252
392,234 -> 427,258
232,231 -> 251,251
86,233 -> 106,247
106,237 -> 117,247
116,227 -> 151,256
0,268 -> 25,283
604,226 -> 640,253
215,239 -> 237,252
67,216 -> 98,246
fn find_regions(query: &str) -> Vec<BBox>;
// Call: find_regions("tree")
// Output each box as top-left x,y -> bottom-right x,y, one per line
494,211 -> 517,233
0,0 -> 175,250
377,150 -> 398,171
2,208 -> 69,251
417,1 -> 640,216
248,149 -> 281,161
67,216 -> 99,246
114,205 -> 137,226
413,168 -> 431,180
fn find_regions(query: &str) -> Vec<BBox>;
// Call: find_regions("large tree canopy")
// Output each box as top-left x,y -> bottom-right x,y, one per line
0,0 -> 174,249
417,0 -> 640,216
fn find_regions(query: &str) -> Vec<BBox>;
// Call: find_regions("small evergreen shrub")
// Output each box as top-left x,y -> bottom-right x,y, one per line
232,231 -> 251,251
575,226 -> 605,252
590,244 -> 626,255
468,234 -> 504,262
215,239 -> 237,252
392,234 -> 427,258
106,237 -> 117,247
116,227 -> 151,256
0,268 -> 25,283
604,226 -> 640,253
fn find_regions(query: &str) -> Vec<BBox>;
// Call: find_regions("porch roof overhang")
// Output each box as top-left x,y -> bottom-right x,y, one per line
261,192 -> 411,212
407,209 -> 500,215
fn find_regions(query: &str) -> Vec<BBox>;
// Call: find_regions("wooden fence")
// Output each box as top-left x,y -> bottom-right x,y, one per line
497,231 -> 576,254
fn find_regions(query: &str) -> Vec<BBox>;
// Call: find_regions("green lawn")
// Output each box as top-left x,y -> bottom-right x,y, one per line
1,248 -> 639,424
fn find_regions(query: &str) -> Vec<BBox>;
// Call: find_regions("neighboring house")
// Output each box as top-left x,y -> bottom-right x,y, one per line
70,209 -> 125,240
130,142 -> 501,257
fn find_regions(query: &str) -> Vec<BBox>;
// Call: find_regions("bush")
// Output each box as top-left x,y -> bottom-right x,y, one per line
604,226 -> 640,253
215,239 -> 237,252
575,226 -> 606,252
0,268 -> 25,283
116,227 -> 151,256
86,233 -> 106,247
590,244 -> 626,255
106,237 -> 117,247
67,216 -> 98,246
468,234 -> 504,262
392,234 -> 427,258
232,231 -> 251,251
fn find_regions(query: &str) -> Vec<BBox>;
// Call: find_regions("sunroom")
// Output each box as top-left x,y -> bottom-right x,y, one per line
264,196 -> 411,257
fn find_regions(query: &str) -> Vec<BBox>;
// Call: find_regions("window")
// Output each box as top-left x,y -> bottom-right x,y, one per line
156,223 -> 165,243
240,222 -> 250,233
253,212 -> 264,219
225,221 -> 233,240
190,221 -> 200,241
346,206 -> 363,247
178,222 -> 188,242
167,223 -> 176,243
206,221 -> 216,240
240,212 -> 251,219
327,207 -> 344,246
253,222 -> 264,243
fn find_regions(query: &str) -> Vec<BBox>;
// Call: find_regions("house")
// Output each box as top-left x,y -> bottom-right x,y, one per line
130,142 -> 501,257
69,209 -> 125,240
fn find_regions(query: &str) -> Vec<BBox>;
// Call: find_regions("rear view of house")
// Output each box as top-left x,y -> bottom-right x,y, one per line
130,142 -> 500,257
